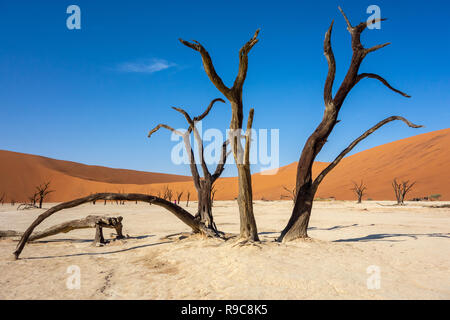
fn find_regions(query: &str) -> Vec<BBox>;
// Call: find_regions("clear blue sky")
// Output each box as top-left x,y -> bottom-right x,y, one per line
0,0 -> 449,176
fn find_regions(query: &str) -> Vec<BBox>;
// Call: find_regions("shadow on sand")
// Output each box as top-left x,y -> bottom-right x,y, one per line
22,235 -> 169,260
334,233 -> 450,242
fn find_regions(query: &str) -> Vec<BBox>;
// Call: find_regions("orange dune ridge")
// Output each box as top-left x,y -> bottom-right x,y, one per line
0,128 -> 449,202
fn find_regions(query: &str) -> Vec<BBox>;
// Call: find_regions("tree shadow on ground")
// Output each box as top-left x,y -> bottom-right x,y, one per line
23,237 -> 168,260
30,234 -> 154,244
309,223 -> 363,231
334,233 -> 450,243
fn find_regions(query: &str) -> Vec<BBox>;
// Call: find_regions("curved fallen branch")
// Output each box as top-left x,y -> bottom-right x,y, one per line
1,215 -> 124,244
13,193 -> 220,259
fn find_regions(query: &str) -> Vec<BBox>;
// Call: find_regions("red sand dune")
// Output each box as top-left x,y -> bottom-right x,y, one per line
0,128 -> 449,203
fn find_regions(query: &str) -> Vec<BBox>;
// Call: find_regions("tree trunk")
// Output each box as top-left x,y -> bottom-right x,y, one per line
196,181 -> 215,230
278,187 -> 314,241
230,101 -> 259,241
236,164 -> 258,240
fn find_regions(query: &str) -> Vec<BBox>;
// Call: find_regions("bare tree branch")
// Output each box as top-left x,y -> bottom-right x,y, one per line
312,116 -> 422,190
212,139 -> 230,182
356,73 -> 411,97
338,6 -> 353,30
179,39 -> 232,98
172,106 -> 211,179
244,108 -> 255,166
193,98 -> 226,122
324,20 -> 336,106
365,42 -> 391,55
148,124 -> 185,138
234,29 -> 260,90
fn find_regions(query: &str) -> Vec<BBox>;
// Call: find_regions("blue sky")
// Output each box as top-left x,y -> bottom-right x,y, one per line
0,0 -> 449,176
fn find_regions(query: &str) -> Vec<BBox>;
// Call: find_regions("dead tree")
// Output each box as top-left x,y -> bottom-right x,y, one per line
351,180 -> 367,203
176,191 -> 183,205
180,31 -> 260,241
162,185 -> 173,202
392,178 -> 416,205
148,98 -> 229,233
28,191 -> 39,207
186,191 -> 190,207
281,185 -> 297,204
0,193 -> 5,206
12,193 -> 223,259
1,215 -> 124,246
278,7 -> 422,242
36,181 -> 54,209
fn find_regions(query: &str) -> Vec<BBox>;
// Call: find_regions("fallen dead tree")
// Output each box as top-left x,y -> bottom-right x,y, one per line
1,215 -> 124,244
13,192 -> 221,259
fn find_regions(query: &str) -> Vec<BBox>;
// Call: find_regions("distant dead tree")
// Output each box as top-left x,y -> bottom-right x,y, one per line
281,185 -> 297,204
180,30 -> 259,242
176,191 -> 183,205
278,7 -> 422,242
351,180 -> 367,204
148,98 -> 229,234
0,193 -> 5,206
186,191 -> 190,207
11,199 -> 16,206
17,191 -> 40,210
392,178 -> 416,205
162,186 -> 173,202
36,181 -> 54,209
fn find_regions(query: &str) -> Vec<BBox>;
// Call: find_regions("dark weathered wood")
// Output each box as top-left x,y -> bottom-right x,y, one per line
36,181 -> 53,209
351,181 -> 367,203
148,98 -> 228,233
12,193 -> 218,259
180,31 -> 260,241
186,191 -> 190,207
278,7 -> 421,242
176,191 -> 183,205
282,186 -> 297,204
392,179 -> 416,204
1,215 -> 124,245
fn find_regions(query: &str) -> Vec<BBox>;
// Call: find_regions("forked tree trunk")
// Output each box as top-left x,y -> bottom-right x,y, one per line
278,8 -> 421,242
148,98 -> 228,235
180,30 -> 260,241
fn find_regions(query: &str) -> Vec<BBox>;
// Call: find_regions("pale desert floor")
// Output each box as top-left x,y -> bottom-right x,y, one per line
0,200 -> 449,299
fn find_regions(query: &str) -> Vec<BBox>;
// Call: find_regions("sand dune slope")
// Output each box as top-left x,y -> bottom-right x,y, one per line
252,128 -> 450,201
0,128 -> 448,202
